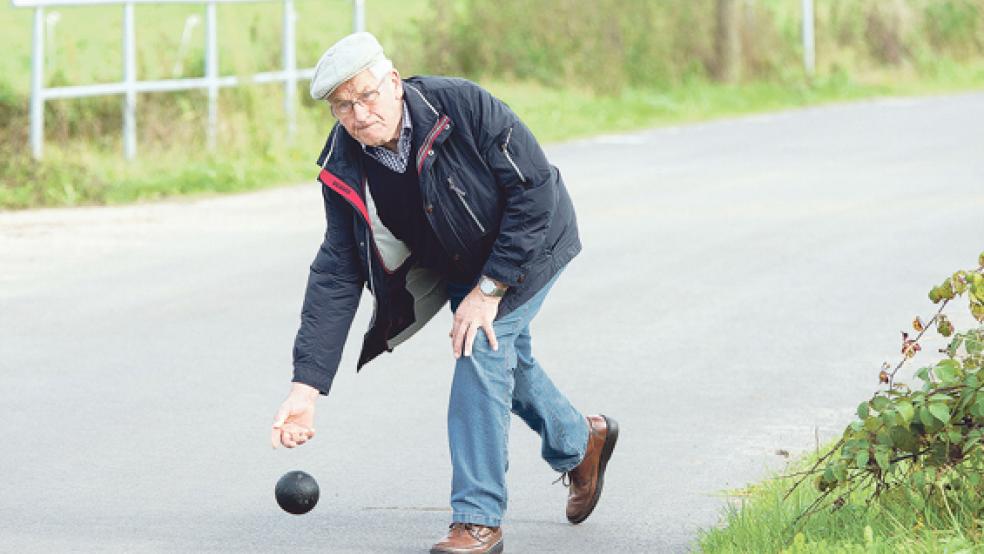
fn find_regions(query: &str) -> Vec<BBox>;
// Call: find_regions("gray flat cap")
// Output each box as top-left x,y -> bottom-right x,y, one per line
310,32 -> 386,100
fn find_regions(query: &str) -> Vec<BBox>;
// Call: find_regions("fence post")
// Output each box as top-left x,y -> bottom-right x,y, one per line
205,1 -> 218,150
283,0 -> 296,141
123,2 -> 137,160
30,6 -> 45,160
353,0 -> 365,33
802,0 -> 816,77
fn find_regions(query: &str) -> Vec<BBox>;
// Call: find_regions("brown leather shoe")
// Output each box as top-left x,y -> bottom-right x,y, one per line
564,414 -> 619,524
430,523 -> 503,554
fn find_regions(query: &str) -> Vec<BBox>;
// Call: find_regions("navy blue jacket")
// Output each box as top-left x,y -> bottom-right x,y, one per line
292,76 -> 581,395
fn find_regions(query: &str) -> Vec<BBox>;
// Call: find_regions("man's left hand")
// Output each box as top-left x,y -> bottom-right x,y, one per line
450,287 -> 502,358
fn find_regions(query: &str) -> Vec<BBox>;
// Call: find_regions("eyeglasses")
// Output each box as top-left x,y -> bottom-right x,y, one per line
329,74 -> 389,117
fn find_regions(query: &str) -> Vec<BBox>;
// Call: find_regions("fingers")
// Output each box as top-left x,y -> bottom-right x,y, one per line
273,424 -> 315,449
452,318 -> 469,359
272,405 -> 289,430
484,322 -> 499,352
455,320 -> 499,358
271,405 -> 290,449
464,323 -> 479,357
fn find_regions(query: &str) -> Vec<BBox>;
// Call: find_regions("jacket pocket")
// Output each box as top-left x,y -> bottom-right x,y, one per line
447,176 -> 487,234
487,122 -> 552,190
500,127 -> 527,184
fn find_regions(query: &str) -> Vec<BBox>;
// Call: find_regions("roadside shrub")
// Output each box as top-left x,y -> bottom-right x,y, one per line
788,251 -> 984,526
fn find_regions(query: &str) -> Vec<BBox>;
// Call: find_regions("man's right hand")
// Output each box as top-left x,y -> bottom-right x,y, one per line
271,383 -> 319,449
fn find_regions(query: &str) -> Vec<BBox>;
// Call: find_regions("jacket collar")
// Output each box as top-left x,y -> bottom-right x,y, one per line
403,80 -> 455,175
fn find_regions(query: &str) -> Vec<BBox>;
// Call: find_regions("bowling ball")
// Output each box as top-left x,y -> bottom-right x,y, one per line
275,470 -> 320,515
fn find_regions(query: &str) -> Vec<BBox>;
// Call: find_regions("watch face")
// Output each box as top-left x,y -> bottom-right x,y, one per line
480,278 -> 495,295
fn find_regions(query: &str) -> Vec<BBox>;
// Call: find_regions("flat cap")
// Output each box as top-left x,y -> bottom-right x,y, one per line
309,32 -> 386,100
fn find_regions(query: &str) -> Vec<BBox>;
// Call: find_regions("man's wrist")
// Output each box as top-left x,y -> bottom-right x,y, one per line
478,275 -> 508,298
290,382 -> 320,400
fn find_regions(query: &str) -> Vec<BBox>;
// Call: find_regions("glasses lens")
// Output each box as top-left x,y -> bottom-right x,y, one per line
333,102 -> 352,116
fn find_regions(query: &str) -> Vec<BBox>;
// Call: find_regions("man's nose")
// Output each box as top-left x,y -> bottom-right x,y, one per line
352,101 -> 372,122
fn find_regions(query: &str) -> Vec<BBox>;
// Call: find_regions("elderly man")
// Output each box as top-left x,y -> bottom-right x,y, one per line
270,32 -> 618,554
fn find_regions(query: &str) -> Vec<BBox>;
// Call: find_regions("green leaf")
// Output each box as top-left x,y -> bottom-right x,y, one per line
960,389 -> 975,410
965,371 -> 979,388
973,397 -> 984,418
949,336 -> 965,358
823,466 -> 835,484
874,448 -> 891,471
876,429 -> 894,446
935,360 -> 960,383
919,406 -> 935,426
864,417 -> 881,432
857,401 -> 869,419
871,396 -> 890,412
929,402 -> 951,424
967,333 -> 984,354
916,366 -> 932,382
891,426 -> 918,453
897,400 -> 915,426
855,449 -> 870,468
953,272 -> 969,294
977,396 -> 984,412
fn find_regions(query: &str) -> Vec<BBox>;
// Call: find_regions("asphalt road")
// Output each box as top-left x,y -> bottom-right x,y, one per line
2,93 -> 983,553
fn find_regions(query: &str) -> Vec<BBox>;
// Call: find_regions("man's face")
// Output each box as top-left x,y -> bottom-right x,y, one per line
328,68 -> 404,147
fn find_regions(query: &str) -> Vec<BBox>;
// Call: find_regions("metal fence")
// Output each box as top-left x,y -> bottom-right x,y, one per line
10,0 -> 366,160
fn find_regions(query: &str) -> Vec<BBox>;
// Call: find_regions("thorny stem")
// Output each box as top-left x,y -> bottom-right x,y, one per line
887,299 -> 950,388
888,264 -> 984,388
783,437 -> 845,501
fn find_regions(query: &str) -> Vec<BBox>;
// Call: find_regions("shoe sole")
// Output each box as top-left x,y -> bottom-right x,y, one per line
429,538 -> 503,554
568,414 -> 619,525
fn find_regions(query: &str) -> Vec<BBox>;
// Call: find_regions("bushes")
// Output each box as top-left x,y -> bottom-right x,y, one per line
417,0 -> 984,90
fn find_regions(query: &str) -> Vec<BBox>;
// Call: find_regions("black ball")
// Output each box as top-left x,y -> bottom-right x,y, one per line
275,470 -> 320,515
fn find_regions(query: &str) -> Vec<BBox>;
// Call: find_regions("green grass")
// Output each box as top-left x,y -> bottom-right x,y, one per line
2,1 -> 984,209
492,61 -> 984,144
698,450 -> 984,553
3,63 -> 984,210
0,0 -> 425,93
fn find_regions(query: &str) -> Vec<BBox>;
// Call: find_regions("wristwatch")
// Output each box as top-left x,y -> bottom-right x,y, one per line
478,276 -> 508,298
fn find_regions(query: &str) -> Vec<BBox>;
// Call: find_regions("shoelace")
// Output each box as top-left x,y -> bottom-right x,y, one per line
449,522 -> 492,542
552,472 -> 571,487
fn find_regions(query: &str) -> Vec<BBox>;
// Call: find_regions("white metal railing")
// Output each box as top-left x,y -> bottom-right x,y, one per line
10,0 -> 367,160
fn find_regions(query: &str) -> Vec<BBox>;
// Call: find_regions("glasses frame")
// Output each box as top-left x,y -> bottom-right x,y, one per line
329,73 -> 391,118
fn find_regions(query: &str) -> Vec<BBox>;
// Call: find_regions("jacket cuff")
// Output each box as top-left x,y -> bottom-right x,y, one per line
481,255 -> 528,288
292,367 -> 333,396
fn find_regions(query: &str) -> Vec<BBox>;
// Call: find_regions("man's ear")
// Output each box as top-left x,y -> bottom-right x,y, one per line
392,69 -> 403,100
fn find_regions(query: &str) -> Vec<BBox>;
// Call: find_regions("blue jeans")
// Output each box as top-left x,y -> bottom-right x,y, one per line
446,271 -> 589,527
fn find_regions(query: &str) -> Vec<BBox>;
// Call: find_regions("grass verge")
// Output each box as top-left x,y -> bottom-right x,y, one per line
698,449 -> 984,553
3,61 -> 984,210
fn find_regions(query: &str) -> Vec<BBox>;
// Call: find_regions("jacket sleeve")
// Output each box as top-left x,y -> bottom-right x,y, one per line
466,83 -> 559,287
291,184 -> 365,395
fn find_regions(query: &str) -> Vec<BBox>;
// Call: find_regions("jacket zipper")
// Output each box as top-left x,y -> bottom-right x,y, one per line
365,228 -> 374,291
361,176 -> 375,293
447,177 -> 486,234
501,127 -> 527,183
